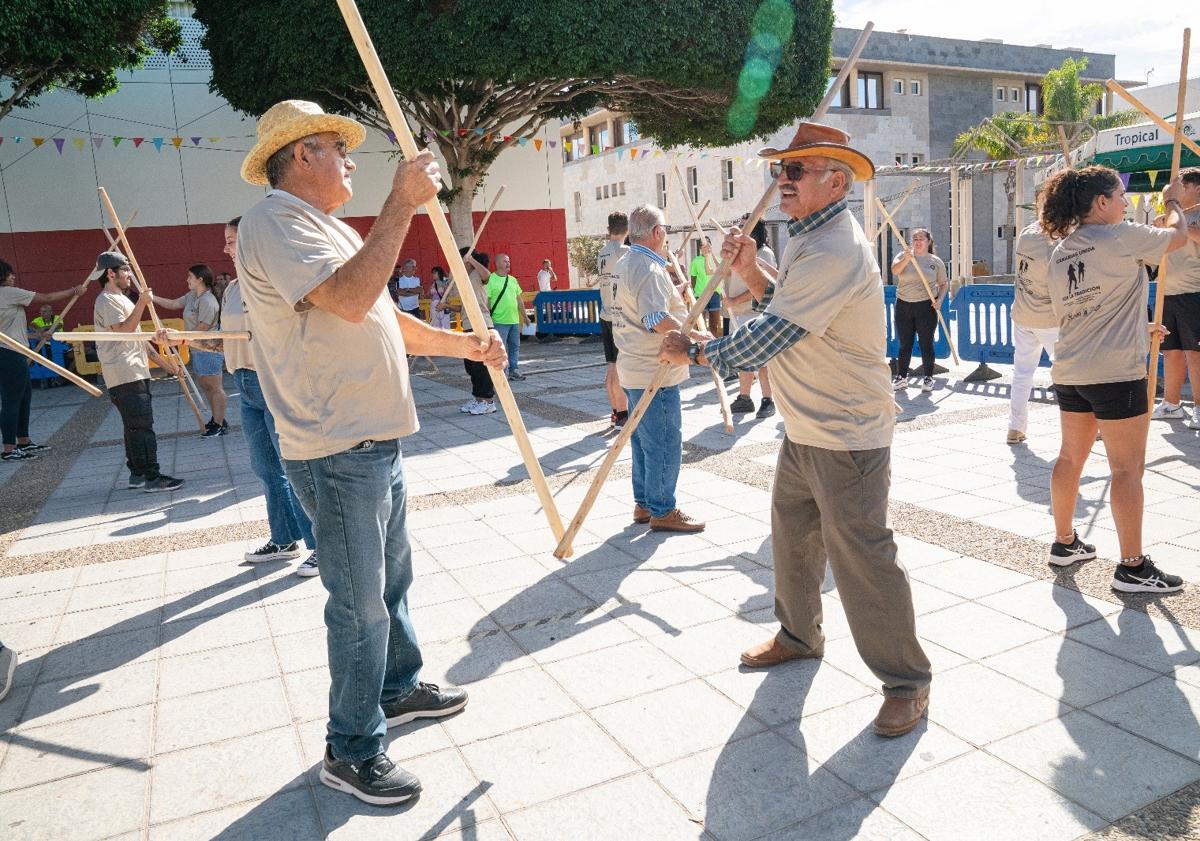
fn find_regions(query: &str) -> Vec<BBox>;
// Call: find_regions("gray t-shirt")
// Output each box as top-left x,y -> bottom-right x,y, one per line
1049,221 -> 1175,386
93,290 -> 150,389
220,280 -> 253,374
1012,222 -> 1058,330
236,190 -> 419,461
182,289 -> 220,332
724,246 -> 777,316
611,246 -> 688,390
765,209 -> 894,451
893,253 -> 946,303
596,239 -> 627,322
0,286 -> 35,345
1163,210 -> 1200,296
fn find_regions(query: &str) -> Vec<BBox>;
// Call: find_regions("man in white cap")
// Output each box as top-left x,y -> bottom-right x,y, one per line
660,123 -> 932,738
234,101 -> 506,805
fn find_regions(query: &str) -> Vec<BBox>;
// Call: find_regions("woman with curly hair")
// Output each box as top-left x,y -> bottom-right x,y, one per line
1041,164 -> 1189,592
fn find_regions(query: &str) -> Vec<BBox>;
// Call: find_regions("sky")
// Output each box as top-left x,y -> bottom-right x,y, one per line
833,0 -> 1193,85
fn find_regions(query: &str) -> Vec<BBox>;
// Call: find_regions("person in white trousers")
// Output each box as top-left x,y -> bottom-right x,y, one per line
1008,216 -> 1059,444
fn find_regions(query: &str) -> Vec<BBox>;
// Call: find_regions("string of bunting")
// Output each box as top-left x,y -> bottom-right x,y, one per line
874,146 -> 1090,176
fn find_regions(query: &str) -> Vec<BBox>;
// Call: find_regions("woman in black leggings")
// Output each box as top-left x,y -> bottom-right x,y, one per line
0,259 -> 88,461
890,229 -> 948,394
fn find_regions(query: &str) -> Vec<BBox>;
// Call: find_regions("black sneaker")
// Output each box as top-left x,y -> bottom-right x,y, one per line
1112,557 -> 1184,593
729,395 -> 755,414
382,682 -> 468,728
1048,531 -> 1096,567
756,397 -> 776,419
217,421 -> 229,436
17,441 -> 50,453
1,450 -> 34,462
319,746 -> 421,806
200,421 -> 222,439
244,540 -> 302,563
128,472 -> 146,489
144,474 -> 184,493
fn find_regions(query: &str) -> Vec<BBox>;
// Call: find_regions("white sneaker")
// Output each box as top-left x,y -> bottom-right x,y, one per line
469,400 -> 497,415
1152,401 -> 1186,420
295,551 -> 320,578
891,376 -> 907,391
921,377 -> 934,393
1189,414 -> 1200,430
460,399 -> 479,414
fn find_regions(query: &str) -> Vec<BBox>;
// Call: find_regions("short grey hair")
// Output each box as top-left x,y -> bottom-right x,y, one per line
265,135 -> 323,188
819,160 -> 855,197
628,204 -> 665,242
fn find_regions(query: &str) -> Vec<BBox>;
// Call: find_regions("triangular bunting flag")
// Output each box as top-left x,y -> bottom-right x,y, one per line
208,137 -> 221,143
52,138 -> 65,154
72,138 -> 85,151
13,137 -> 21,143
33,138 -> 45,147
113,137 -> 123,147
591,144 -> 600,155
385,130 -> 396,144
630,148 -> 638,159
474,128 -> 484,136
548,140 -> 556,148
171,137 -> 182,148
502,135 -> 511,142
92,137 -> 104,149
458,130 -> 466,137
565,141 -> 572,153
1147,170 -> 1159,188
484,134 -> 492,143
1131,194 -> 1142,210
441,130 -> 449,137
533,139 -> 543,151
133,138 -> 144,148
190,137 -> 201,146
518,137 -> 527,147
0,138 -> 4,147
152,138 -> 164,151
617,148 -> 624,159
1119,172 -> 1131,188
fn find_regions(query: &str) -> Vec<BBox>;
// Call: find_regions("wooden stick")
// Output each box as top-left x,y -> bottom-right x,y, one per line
817,23 -> 875,121
442,185 -> 506,302
1056,126 -> 1073,163
1106,80 -> 1200,160
873,179 -> 921,242
554,182 -> 778,558
675,200 -> 711,254
1148,28 -> 1191,402
56,330 -> 250,343
0,331 -> 101,396
98,188 -> 208,430
876,198 -> 960,365
333,0 -> 567,551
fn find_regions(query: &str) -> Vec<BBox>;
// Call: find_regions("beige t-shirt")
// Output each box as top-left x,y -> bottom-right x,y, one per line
596,239 -> 627,322
893,253 -> 946,303
765,210 -> 894,451
611,246 -> 689,390
93,290 -> 150,389
1012,222 -> 1058,329
236,190 -> 419,461
724,246 -> 777,316
220,280 -> 253,374
1163,210 -> 1200,296
459,269 -> 493,332
182,290 -> 220,332
1049,221 -> 1175,386
0,286 -> 35,345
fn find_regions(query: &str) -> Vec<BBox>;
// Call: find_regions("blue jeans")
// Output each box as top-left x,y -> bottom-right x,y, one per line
494,322 -> 521,375
283,438 -> 423,762
623,385 -> 682,518
235,369 -> 314,548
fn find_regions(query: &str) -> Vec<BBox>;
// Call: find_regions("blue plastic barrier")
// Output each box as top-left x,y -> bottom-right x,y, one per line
28,339 -> 68,382
883,285 -> 952,360
534,290 -> 602,335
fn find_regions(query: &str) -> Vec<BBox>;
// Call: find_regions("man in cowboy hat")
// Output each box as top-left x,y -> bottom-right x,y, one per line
234,100 -> 507,805
659,122 -> 932,737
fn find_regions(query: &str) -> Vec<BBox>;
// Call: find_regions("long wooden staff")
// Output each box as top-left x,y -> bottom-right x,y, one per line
334,0 -> 566,550
57,330 -> 250,343
873,180 -> 920,242
0,332 -> 100,396
876,198 -> 960,365
98,188 -> 208,431
1106,80 -> 1200,159
1145,29 -> 1191,402
442,185 -> 505,303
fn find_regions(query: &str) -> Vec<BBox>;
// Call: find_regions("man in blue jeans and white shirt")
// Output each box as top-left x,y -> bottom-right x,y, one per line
233,100 -> 507,805
611,204 -> 709,533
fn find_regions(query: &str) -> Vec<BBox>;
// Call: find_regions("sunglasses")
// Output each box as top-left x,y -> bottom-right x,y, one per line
769,161 -> 832,181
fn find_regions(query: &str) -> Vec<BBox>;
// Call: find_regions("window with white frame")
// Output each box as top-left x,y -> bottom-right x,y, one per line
595,186 -> 602,201
996,86 -> 1006,101
1011,87 -> 1020,103
610,182 -> 617,197
619,181 -> 626,196
687,166 -> 699,204
895,153 -> 907,166
656,173 -> 667,208
909,79 -> 921,96
911,153 -> 924,165
892,79 -> 904,95
722,160 -> 734,200
602,184 -> 609,199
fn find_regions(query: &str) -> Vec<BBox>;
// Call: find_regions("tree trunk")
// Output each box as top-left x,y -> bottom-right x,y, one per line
1004,170 -> 1016,275
446,170 -> 481,246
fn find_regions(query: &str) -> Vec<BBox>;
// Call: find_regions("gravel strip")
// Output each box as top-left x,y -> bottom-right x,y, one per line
1082,782 -> 1200,841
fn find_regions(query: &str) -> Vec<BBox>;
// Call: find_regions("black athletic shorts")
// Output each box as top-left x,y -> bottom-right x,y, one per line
600,319 -> 618,364
1161,292 -> 1200,352
1055,379 -> 1148,420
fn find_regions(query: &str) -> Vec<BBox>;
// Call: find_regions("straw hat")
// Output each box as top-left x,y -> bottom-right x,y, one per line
759,122 -> 875,181
240,100 -> 366,186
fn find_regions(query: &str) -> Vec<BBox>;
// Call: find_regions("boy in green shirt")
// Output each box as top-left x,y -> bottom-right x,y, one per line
486,253 -> 529,380
689,238 -> 722,336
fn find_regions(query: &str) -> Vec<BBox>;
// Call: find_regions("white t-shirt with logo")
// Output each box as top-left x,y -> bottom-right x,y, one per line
596,239 -> 627,322
611,247 -> 688,390
1048,221 -> 1175,385
1012,222 -> 1058,330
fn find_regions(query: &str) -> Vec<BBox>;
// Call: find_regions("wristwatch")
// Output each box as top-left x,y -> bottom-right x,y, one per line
687,341 -> 703,365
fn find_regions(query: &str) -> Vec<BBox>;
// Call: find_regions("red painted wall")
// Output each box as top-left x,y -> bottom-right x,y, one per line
0,208 -> 569,329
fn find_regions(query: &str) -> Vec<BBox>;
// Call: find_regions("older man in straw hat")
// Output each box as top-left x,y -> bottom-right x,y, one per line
234,100 -> 507,805
660,123 -> 932,737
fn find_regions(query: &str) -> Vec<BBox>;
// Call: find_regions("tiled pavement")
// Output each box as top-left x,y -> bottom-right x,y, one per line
2,340 -> 1200,840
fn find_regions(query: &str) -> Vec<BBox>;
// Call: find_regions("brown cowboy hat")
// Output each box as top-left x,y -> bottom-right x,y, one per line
759,122 -> 875,181
241,100 -> 366,186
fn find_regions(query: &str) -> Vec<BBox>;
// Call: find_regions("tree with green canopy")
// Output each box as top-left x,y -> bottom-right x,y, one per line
0,1 -> 181,122
193,0 -> 834,239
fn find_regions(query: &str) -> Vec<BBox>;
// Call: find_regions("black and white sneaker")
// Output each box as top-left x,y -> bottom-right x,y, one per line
17,441 -> 50,453
319,746 -> 421,806
143,474 -> 184,493
1112,557 -> 1184,593
756,397 -> 776,419
295,551 -> 320,578
382,682 -> 468,728
921,377 -> 934,393
891,376 -> 907,391
200,420 -> 222,439
244,541 -> 302,563
128,472 -> 146,489
1,450 -> 35,462
1049,531 -> 1097,567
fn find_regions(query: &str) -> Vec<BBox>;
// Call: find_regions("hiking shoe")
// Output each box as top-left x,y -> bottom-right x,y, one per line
127,472 -> 146,489
469,400 -> 497,415
382,682 -> 468,727
1049,531 -> 1096,566
143,474 -> 184,493
756,397 -> 776,419
1152,401 -> 1186,420
319,746 -> 421,806
1,450 -> 35,462
460,399 -> 479,414
295,551 -> 320,578
891,376 -> 907,391
16,441 -> 50,453
921,377 -> 934,393
649,508 -> 706,533
1006,429 -> 1027,444
1112,557 -> 1184,593
0,645 -> 17,702
244,541 -> 302,563
729,395 -> 755,414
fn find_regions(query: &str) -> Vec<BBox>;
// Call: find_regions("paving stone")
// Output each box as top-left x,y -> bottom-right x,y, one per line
0,763 -> 148,841
154,677 -> 292,754
19,660 -> 158,729
545,639 -> 692,709
978,579 -> 1122,631
609,586 -> 731,638
440,666 -> 578,746
1088,676 -> 1200,761
757,797 -> 925,841
910,555 -> 1035,599
925,663 -> 1063,745
157,638 -> 280,700
984,635 -> 1160,708
147,786 -> 322,841
1067,612 -> 1200,674
917,601 -> 1051,660
647,615 -> 772,677
706,658 -> 873,725
507,610 -> 639,666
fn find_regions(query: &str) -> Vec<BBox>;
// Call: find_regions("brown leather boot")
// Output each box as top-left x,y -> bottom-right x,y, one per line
873,686 -> 930,737
649,508 -> 705,533
633,504 -> 651,525
740,637 -> 822,668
